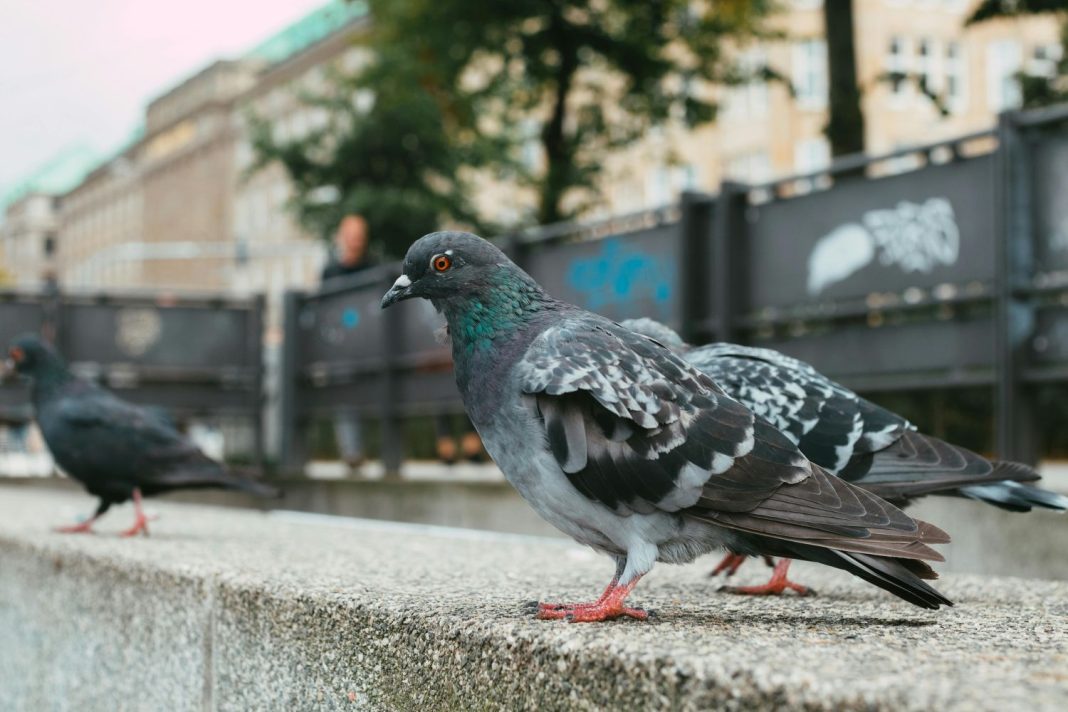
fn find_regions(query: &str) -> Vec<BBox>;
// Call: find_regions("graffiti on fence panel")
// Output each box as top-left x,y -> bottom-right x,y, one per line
567,238 -> 674,316
807,198 -> 961,295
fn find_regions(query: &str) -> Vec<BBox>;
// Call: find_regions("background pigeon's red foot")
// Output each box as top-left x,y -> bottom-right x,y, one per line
718,559 -> 813,597
119,514 -> 150,538
54,520 -> 95,534
709,552 -> 749,578
119,489 -> 150,537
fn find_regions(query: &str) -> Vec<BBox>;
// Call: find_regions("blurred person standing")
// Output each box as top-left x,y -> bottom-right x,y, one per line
322,214 -> 377,472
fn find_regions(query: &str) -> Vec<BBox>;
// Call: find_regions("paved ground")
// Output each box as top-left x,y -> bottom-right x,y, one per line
1,485 -> 1067,711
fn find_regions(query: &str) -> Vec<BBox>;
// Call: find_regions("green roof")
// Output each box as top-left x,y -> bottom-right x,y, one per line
245,0 -> 368,66
1,144 -> 100,209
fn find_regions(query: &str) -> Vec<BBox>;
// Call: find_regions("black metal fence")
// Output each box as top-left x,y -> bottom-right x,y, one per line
0,290 -> 265,462
280,105 -> 1068,472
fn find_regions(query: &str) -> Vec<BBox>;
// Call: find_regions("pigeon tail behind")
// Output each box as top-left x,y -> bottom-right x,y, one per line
781,541 -> 954,610
958,480 -> 1068,512
142,462 -> 281,499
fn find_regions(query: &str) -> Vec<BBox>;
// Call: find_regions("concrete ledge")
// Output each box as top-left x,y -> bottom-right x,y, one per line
1,486 -> 1067,711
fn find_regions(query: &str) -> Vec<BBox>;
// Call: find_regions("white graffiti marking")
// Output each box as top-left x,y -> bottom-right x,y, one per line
807,198 -> 960,295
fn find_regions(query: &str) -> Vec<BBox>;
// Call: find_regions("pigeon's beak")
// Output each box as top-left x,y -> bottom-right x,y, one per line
381,274 -> 413,309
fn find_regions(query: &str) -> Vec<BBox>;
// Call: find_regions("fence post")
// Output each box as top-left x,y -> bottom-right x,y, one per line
278,290 -> 305,474
249,294 -> 267,473
380,275 -> 405,478
680,191 -> 715,343
994,112 -> 1039,465
715,181 -> 748,345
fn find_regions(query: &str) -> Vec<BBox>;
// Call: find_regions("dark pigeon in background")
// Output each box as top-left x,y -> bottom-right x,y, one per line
382,232 -> 953,622
622,317 -> 1068,595
5,334 -> 279,536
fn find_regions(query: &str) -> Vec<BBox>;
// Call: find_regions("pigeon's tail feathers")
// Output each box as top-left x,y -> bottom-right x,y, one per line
990,460 -> 1042,484
958,480 -> 1068,512
843,433 -> 1038,502
149,463 -> 282,499
784,542 -> 953,610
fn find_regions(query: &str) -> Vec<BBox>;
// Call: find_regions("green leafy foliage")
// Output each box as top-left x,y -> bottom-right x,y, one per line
248,35 -> 503,258
365,0 -> 775,225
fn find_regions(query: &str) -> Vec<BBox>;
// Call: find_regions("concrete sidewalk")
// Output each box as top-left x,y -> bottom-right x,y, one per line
1,486 -> 1066,711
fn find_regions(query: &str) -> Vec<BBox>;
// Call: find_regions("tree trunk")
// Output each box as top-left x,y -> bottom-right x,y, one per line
538,16 -> 579,226
824,0 -> 865,158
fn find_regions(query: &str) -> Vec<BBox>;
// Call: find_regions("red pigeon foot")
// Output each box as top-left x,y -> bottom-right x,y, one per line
54,520 -> 96,534
119,489 -> 150,538
719,559 -> 814,597
709,552 -> 748,577
538,576 -> 649,623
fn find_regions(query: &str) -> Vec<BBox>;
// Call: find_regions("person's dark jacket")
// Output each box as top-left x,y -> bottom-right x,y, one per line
321,254 -> 377,283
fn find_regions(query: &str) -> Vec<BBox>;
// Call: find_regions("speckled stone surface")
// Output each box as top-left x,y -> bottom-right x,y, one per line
0,485 -> 1066,711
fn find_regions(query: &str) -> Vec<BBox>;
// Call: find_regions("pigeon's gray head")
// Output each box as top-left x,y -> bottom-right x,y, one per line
620,318 -> 687,350
6,334 -> 66,380
381,231 -> 525,309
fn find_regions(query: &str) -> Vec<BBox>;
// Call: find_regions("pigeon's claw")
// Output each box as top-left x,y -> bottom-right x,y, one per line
709,552 -> 749,578
718,559 -> 814,597
54,520 -> 96,535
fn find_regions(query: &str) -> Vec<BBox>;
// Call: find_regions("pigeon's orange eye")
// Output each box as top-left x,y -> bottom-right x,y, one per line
9,347 -> 23,363
433,255 -> 452,272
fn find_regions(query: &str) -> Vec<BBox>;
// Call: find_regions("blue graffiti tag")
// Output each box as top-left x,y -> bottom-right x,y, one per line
341,307 -> 360,329
567,239 -> 674,317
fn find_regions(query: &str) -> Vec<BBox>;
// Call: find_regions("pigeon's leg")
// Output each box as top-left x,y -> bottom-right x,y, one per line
119,489 -> 150,538
709,552 -> 749,578
719,558 -> 813,597
54,500 -> 110,534
537,558 -> 624,618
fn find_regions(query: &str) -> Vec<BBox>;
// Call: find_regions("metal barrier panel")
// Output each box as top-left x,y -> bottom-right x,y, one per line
0,295 -> 49,418
523,224 -> 682,327
744,155 -> 997,313
755,318 -> 995,391
51,295 -> 263,420
1032,131 -> 1068,275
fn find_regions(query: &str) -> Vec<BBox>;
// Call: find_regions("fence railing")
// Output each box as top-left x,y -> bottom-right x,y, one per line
0,289 -> 265,464
279,104 -> 1068,473
6,106 -> 1068,475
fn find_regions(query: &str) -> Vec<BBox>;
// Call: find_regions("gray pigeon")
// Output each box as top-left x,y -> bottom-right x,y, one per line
622,317 -> 1068,596
382,232 -> 952,621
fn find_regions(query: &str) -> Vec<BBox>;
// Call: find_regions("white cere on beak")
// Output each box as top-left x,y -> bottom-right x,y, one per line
393,274 -> 411,289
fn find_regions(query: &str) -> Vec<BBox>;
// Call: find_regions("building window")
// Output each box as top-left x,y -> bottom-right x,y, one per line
725,48 -> 769,121
917,38 -> 940,97
987,40 -> 1023,112
886,36 -> 910,102
945,41 -> 967,112
43,233 -> 56,257
793,39 -> 828,109
794,138 -> 831,174
1029,43 -> 1063,78
725,152 -> 771,184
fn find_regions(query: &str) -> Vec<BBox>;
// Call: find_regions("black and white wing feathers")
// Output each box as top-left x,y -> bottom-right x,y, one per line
516,319 -> 947,561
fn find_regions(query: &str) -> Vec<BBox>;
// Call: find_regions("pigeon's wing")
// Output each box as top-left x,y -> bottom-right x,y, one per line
686,343 -> 1027,500
516,320 -> 946,560
686,343 -> 908,472
52,389 -> 221,483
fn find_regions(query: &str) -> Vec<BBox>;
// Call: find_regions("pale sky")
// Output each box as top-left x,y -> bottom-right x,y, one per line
0,0 -> 328,195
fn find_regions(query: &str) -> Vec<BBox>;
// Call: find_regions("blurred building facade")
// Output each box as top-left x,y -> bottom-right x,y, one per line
592,0 -> 1062,217
0,0 -> 1063,295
